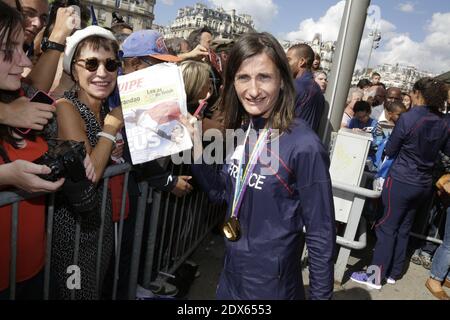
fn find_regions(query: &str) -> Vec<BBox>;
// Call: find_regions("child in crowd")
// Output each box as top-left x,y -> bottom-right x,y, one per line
372,101 -> 408,190
348,101 -> 377,131
374,100 -> 407,142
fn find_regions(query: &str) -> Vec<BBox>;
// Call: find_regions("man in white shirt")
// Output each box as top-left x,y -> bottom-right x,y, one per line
366,85 -> 386,119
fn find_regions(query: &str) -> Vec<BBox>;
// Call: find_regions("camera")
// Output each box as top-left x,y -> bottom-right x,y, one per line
112,11 -> 125,24
35,139 -> 86,182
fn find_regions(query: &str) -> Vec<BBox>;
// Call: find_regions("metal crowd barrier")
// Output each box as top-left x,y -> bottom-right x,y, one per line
138,163 -> 225,299
332,172 -> 446,285
1,162 -> 224,300
332,179 -> 381,284
409,191 -> 446,246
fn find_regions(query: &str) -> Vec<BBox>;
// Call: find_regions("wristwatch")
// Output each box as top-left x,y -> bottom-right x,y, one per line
41,38 -> 65,53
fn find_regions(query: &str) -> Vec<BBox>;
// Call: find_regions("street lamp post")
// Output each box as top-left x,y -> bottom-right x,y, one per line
365,28 -> 381,75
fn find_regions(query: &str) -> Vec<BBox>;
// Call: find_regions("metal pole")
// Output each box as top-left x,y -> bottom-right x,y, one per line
366,37 -> 374,75
320,0 -> 371,146
157,191 -> 171,271
95,178 -> 110,296
142,189 -> 162,288
43,194 -> 55,300
9,203 -> 19,300
71,218 -> 81,300
127,181 -> 149,299
112,172 -> 130,300
173,190 -> 188,265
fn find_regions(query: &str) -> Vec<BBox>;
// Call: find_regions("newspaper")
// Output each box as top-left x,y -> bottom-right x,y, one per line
117,63 -> 192,165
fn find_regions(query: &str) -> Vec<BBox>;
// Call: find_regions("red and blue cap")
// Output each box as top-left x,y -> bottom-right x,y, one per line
121,30 -> 181,62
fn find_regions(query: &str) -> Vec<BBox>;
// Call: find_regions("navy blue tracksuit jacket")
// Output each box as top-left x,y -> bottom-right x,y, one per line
385,106 -> 450,186
294,71 -> 325,133
371,106 -> 450,280
191,118 -> 335,300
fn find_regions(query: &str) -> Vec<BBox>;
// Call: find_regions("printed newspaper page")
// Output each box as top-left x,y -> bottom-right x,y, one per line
117,63 -> 192,165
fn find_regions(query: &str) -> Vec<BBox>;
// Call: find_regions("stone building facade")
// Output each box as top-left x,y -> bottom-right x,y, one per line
281,33 -> 336,74
352,63 -> 435,92
162,2 -> 254,40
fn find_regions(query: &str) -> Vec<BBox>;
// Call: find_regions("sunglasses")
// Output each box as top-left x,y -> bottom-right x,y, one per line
75,58 -> 121,72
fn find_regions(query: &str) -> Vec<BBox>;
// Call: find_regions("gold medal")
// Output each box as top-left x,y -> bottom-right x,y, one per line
222,216 -> 241,241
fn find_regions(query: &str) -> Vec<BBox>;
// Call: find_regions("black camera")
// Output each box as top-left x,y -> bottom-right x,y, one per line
35,139 -> 86,182
112,11 -> 125,24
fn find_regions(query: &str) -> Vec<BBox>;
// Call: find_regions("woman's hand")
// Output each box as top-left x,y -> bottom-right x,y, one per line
179,113 -> 203,162
0,160 -> 65,193
49,6 -> 79,44
0,97 -> 56,130
178,44 -> 209,61
170,175 -> 194,197
111,143 -> 124,160
83,154 -> 96,183
178,113 -> 200,140
436,173 -> 450,195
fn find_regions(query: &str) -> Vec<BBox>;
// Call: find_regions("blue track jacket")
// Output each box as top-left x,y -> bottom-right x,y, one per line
385,106 -> 450,187
294,71 -> 325,133
191,118 -> 335,300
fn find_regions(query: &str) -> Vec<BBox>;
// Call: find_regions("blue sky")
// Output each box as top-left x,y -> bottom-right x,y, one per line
154,1 -> 450,74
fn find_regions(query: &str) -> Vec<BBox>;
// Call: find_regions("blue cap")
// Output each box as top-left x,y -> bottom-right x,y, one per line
121,30 -> 181,62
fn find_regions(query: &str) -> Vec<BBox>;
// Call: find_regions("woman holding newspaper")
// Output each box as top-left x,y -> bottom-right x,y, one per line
51,26 -> 123,299
181,32 -> 335,300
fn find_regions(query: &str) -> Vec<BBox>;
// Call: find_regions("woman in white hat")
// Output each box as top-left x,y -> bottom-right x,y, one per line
51,25 -> 123,299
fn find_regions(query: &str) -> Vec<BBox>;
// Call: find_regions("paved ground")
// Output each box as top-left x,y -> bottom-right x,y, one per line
186,231 -> 444,300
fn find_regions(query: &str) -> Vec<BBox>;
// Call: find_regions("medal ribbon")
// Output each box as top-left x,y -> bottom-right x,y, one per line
231,125 -> 271,219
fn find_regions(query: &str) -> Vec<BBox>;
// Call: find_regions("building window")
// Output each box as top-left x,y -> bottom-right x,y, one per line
196,18 -> 201,27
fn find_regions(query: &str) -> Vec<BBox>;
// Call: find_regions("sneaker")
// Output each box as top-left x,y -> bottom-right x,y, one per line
411,252 -> 422,265
149,280 -> 178,297
136,284 -> 156,300
420,255 -> 432,270
350,271 -> 382,289
386,277 -> 396,284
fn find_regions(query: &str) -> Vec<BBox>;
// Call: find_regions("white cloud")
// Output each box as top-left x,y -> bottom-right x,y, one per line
208,0 -> 278,29
398,2 -> 415,13
161,0 -> 174,5
285,1 -> 345,42
364,12 -> 450,74
283,1 -> 449,74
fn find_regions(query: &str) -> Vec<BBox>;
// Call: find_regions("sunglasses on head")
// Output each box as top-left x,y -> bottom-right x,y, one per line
75,57 -> 121,72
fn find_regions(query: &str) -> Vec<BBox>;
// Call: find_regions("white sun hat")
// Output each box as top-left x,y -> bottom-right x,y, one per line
63,25 -> 117,76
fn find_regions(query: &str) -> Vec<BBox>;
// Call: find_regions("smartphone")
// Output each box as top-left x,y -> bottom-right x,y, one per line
193,100 -> 208,118
15,91 -> 55,135
30,90 -> 55,105
363,126 -> 374,133
69,5 -> 81,30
